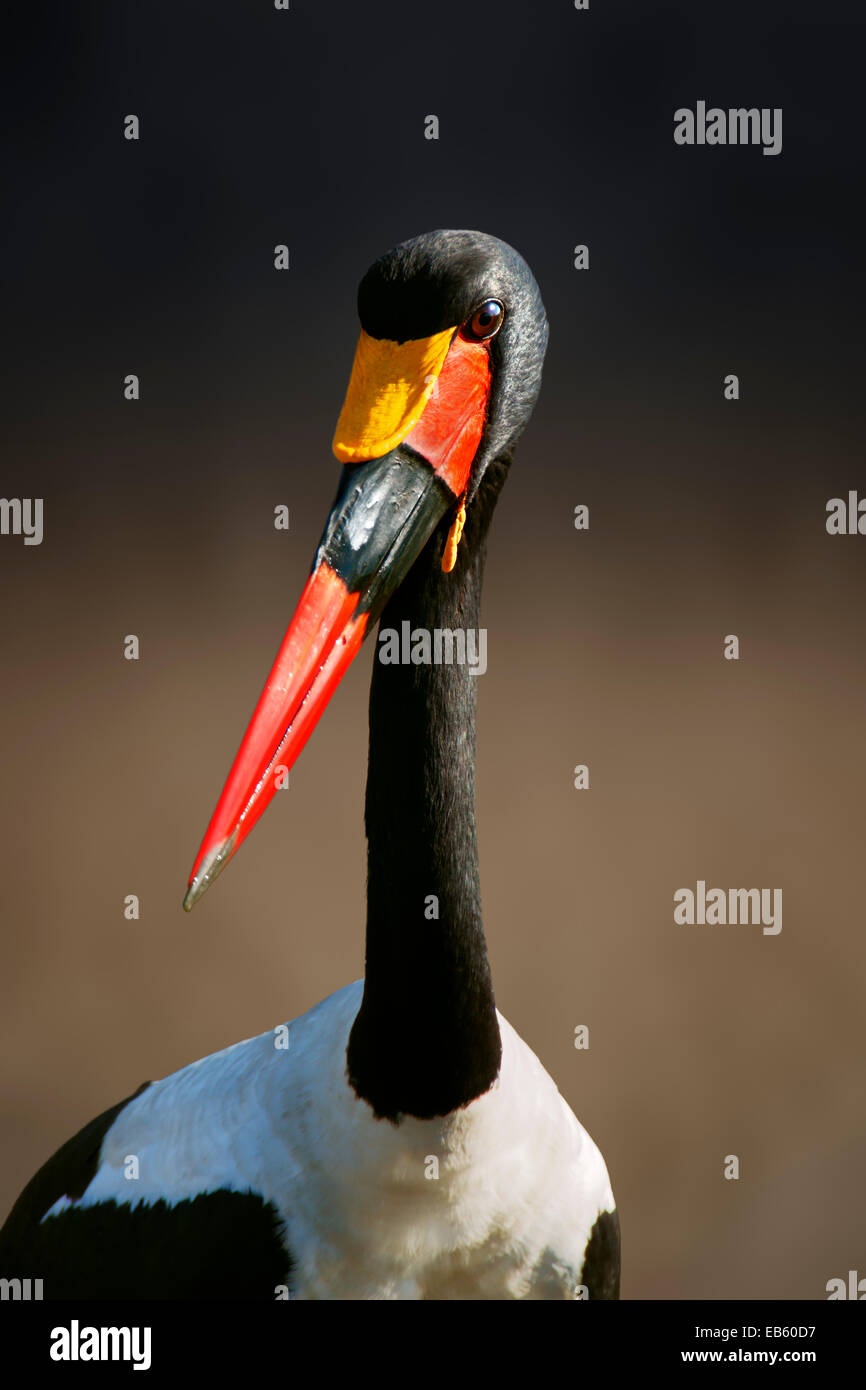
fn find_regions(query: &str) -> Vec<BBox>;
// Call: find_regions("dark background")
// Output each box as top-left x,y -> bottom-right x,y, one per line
2,1 -> 864,1298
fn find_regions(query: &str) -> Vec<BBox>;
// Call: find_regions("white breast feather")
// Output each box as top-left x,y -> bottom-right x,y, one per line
41,980 -> 615,1299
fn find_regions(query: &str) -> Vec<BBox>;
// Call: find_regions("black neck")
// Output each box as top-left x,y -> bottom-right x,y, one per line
346,460 -> 508,1121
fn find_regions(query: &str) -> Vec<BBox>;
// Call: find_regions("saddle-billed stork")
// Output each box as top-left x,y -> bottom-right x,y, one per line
0,230 -> 619,1299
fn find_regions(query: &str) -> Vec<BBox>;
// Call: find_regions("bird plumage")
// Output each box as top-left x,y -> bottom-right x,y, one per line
2,982 -> 617,1299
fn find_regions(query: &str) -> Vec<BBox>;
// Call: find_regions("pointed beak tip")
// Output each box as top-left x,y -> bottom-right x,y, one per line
181,883 -> 200,913
182,835 -> 237,914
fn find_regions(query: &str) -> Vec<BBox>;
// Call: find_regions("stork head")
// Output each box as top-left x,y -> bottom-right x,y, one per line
341,229 -> 548,500
183,229 -> 548,909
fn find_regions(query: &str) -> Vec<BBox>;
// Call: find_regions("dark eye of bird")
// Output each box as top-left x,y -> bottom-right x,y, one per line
463,299 -> 504,342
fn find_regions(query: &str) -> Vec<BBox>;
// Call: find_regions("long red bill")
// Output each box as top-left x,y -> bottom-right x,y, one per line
183,325 -> 492,910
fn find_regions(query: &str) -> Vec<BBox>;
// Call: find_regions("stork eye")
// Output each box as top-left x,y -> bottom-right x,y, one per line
463,299 -> 504,342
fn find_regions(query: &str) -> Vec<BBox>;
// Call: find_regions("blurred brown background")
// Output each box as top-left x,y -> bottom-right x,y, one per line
2,2 -> 864,1298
